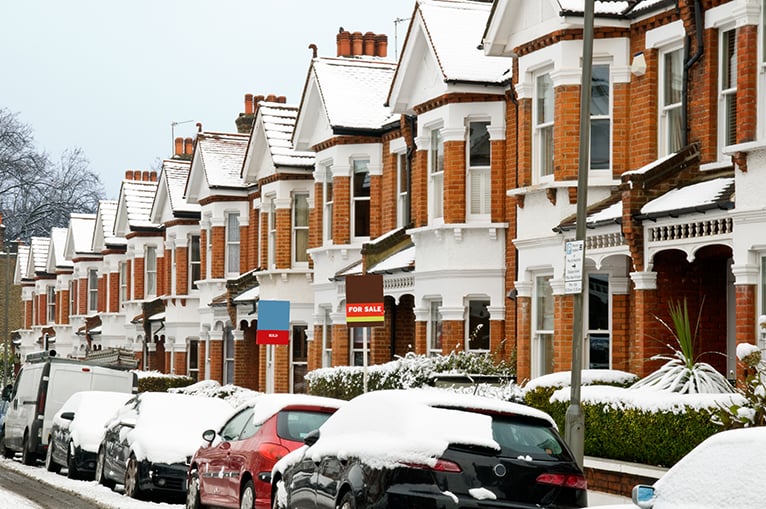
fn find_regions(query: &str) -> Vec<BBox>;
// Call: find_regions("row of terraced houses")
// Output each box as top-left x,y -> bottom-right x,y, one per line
9,0 -> 766,391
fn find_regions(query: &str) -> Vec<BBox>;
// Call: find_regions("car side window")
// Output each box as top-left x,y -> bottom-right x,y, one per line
220,408 -> 253,441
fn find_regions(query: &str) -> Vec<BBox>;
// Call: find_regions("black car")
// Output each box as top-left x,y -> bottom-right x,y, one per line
95,392 -> 232,501
273,389 -> 587,509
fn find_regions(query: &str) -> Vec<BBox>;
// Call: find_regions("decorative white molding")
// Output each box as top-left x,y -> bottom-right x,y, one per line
514,280 -> 533,298
731,264 -> 760,286
630,271 -> 657,290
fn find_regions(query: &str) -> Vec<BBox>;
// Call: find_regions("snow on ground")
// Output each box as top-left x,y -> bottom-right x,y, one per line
0,485 -> 42,508
0,456 -> 182,509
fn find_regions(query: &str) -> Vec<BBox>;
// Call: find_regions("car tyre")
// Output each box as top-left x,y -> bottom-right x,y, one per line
240,479 -> 255,509
124,455 -> 143,500
66,441 -> 81,479
44,438 -> 61,473
338,491 -> 356,509
21,432 -> 36,465
271,479 -> 285,509
186,469 -> 205,509
95,446 -> 115,489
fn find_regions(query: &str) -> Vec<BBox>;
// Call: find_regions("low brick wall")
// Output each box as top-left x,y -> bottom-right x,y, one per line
584,456 -> 667,497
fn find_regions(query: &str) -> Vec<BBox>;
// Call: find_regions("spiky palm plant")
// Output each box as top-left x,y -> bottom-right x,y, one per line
631,298 -> 733,394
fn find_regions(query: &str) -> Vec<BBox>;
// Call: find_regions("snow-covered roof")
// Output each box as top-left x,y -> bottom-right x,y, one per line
416,0 -> 512,83
14,244 -> 30,284
368,245 -> 416,273
236,393 -> 345,428
196,131 -> 249,189
233,285 -> 259,303
639,177 -> 735,219
67,213 -> 98,256
311,57 -> 398,130
94,200 -> 125,250
29,236 -> 50,275
586,201 -> 622,225
122,179 -> 160,229
557,0 -> 672,17
259,103 -> 316,168
48,227 -> 72,271
162,159 -> 199,214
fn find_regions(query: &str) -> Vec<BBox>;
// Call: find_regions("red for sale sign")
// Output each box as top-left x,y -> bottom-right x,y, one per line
345,275 -> 384,327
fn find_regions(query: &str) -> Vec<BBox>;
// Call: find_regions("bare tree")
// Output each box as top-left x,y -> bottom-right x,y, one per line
0,108 -> 105,241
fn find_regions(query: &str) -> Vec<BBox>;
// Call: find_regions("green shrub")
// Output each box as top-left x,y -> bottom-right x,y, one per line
137,374 -> 194,393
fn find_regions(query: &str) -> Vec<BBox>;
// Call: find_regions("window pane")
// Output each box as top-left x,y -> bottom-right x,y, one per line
354,201 -> 370,237
430,129 -> 443,174
536,276 -> 554,330
664,50 -> 683,107
429,301 -> 442,352
537,74 -> 553,124
469,121 -> 491,167
590,119 -> 610,170
589,333 -> 610,369
540,126 -> 554,177
591,65 -> 610,116
722,29 -> 737,90
353,160 -> 370,197
294,194 -> 309,227
468,300 -> 490,350
588,274 -> 609,330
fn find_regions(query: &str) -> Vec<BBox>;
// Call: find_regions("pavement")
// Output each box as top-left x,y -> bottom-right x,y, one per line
589,490 -> 632,506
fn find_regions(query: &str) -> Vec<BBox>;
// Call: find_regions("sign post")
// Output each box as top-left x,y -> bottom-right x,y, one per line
345,274 -> 385,393
256,300 -> 290,394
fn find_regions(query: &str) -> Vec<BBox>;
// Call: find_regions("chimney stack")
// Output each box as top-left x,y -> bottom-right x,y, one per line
337,29 -> 351,57
375,34 -> 388,58
336,29 -> 388,58
244,93 -> 254,115
363,32 -> 376,56
184,137 -> 194,155
351,32 -> 363,56
174,137 -> 183,157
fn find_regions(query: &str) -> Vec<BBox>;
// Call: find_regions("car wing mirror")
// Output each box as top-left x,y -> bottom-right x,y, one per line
304,429 -> 320,447
202,429 -> 216,444
60,411 -> 75,421
632,484 -> 656,509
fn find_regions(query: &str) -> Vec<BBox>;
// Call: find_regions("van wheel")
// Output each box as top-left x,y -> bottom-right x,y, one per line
45,438 -> 61,473
2,428 -> 14,459
124,455 -> 143,499
21,433 -> 36,465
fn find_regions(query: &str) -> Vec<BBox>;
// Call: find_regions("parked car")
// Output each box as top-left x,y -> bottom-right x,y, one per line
592,426 -> 766,509
272,388 -> 587,508
3,353 -> 137,465
95,391 -> 232,501
187,393 -> 344,509
44,390 -> 133,479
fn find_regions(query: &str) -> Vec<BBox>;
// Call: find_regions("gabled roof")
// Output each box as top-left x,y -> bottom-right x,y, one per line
46,227 -> 72,273
185,132 -> 249,202
64,213 -> 98,260
14,244 -> 30,284
150,159 -> 199,224
114,176 -> 160,236
482,0 -> 674,57
242,101 -> 315,184
27,236 -> 50,276
92,200 -> 125,252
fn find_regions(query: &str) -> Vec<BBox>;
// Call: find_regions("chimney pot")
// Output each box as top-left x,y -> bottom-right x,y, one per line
244,93 -> 254,115
266,94 -> 277,103
142,171 -> 150,181
133,170 -> 142,181
351,32 -> 363,56
277,96 -> 286,103
363,32 -> 376,56
375,34 -> 388,58
184,137 -> 193,155
174,137 -> 183,156
125,170 -> 132,180
150,171 -> 158,182
337,30 -> 351,57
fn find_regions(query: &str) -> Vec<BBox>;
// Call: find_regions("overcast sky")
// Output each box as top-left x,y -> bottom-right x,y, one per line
0,0 -> 414,199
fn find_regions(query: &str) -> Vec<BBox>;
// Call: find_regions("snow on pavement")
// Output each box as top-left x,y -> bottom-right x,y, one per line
0,486 -> 42,508
0,457 -> 181,509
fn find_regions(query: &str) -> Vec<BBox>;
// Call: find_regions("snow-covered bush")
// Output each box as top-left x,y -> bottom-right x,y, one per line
630,299 -> 733,394
306,350 -> 516,401
132,369 -> 194,392
169,379 -> 260,407
714,343 -> 766,429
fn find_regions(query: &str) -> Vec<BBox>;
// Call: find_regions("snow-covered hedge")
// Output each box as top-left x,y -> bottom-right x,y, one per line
306,351 -> 516,401
132,369 -> 194,393
522,370 -> 745,467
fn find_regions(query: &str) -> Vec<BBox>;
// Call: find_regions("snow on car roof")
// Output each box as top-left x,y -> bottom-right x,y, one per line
54,391 -> 134,452
297,388 -> 555,470
239,393 -> 345,427
653,427 -> 766,508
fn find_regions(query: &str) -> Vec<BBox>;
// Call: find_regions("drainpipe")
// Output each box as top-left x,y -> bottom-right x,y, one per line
682,0 -> 704,147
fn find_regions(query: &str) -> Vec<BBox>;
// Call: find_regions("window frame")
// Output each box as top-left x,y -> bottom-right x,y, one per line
427,299 -> 443,357
223,326 -> 235,385
350,326 -> 371,367
589,63 -> 612,171
534,71 -> 555,182
322,164 -> 334,244
465,298 -> 490,352
144,246 -> 157,298
658,45 -> 684,156
118,261 -> 127,305
225,212 -> 241,277
321,308 -> 332,368
189,234 -> 200,291
46,285 -> 56,324
719,27 -> 738,151
428,127 -> 445,222
351,158 -> 371,239
466,120 -> 492,220
292,192 -> 310,266
69,280 -> 76,318
267,196 -> 277,269
87,268 -> 99,313
291,324 -> 308,393
188,338 -> 199,381
532,274 -> 554,378
585,273 -> 611,369
396,151 -> 410,228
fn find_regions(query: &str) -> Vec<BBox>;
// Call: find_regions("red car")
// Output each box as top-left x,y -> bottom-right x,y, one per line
186,393 -> 344,509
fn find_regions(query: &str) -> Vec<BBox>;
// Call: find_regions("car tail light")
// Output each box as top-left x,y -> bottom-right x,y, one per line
536,473 -> 587,490
259,442 -> 290,463
404,459 -> 462,473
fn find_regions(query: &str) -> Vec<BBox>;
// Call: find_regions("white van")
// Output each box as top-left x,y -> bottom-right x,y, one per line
2,352 -> 137,464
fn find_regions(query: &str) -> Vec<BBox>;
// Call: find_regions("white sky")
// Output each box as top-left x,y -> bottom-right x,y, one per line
0,0 -> 415,199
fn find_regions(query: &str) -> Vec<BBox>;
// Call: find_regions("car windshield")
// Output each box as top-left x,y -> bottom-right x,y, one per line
490,415 -> 571,461
277,410 -> 332,442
